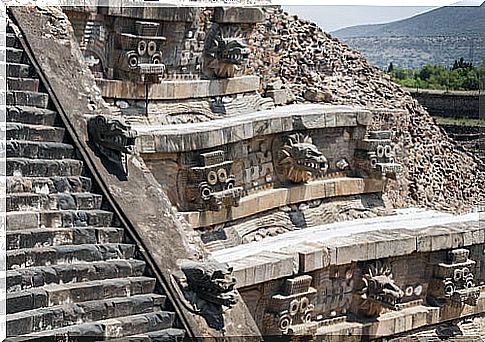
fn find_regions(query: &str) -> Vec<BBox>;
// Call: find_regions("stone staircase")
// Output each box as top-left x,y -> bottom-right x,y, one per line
5,19 -> 185,341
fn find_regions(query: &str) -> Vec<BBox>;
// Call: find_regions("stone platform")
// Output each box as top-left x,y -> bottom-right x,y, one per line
212,209 -> 482,287
134,104 -> 372,153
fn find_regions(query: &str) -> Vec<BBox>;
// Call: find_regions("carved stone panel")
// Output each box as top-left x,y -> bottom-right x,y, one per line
354,130 -> 402,179
113,20 -> 166,83
264,275 -> 318,336
185,150 -> 243,211
427,248 -> 480,307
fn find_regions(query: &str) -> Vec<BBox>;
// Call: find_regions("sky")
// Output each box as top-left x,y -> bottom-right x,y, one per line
282,0 -> 483,32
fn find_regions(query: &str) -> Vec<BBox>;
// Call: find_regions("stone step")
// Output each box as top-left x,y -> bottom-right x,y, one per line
7,192 -> 103,212
5,311 -> 175,341
7,276 -> 156,314
7,243 -> 135,271
7,140 -> 75,160
7,209 -> 113,231
7,293 -> 167,336
7,47 -> 25,64
7,77 -> 40,92
7,259 -> 145,293
6,226 -> 123,250
7,123 -> 65,142
7,106 -> 58,126
7,33 -> 21,48
108,328 -> 186,342
7,176 -> 92,194
7,90 -> 49,108
7,158 -> 84,177
6,63 -> 34,79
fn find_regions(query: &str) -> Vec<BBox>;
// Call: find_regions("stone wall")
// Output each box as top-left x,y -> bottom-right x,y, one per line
404,88 -> 480,119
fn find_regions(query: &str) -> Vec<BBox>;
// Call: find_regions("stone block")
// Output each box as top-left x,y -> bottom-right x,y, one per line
426,306 -> 440,324
296,113 -> 327,130
265,89 -> 287,105
213,7 -> 265,23
334,178 -> 362,196
356,111 -> 373,126
415,226 -> 463,252
333,237 -> 371,265
325,112 -> 337,127
325,181 -> 336,197
7,311 -> 33,336
304,88 -> 333,103
7,211 -> 39,231
368,230 -> 416,259
295,242 -> 332,272
370,313 -> 398,337
410,307 -> 429,330
335,113 -> 357,127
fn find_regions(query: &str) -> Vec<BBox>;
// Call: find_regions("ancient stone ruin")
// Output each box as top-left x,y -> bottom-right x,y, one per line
4,3 -> 484,341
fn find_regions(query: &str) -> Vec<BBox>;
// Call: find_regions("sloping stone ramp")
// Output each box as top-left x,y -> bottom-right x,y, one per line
5,18 -> 185,341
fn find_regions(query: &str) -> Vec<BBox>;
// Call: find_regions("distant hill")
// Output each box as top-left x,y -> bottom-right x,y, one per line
331,2 -> 485,69
332,2 -> 485,38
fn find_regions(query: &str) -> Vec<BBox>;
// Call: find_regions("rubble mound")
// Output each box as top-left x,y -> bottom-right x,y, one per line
248,7 -> 484,212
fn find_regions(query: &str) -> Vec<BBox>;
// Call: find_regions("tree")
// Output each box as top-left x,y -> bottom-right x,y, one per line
387,62 -> 394,73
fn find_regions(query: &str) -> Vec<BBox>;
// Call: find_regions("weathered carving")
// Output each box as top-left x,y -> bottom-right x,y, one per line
113,21 -> 166,83
202,23 -> 250,78
354,130 -> 402,179
87,115 -> 137,174
274,133 -> 328,183
200,194 -> 389,251
174,260 -> 238,330
428,249 -> 480,307
359,261 -> 404,316
264,275 -> 318,336
186,150 -> 243,211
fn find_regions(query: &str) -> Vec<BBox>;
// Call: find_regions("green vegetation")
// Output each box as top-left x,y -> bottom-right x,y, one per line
386,58 -> 483,91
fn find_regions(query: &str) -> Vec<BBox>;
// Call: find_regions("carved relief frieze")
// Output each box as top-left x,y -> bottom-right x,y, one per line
428,248 -> 480,307
313,267 -> 354,319
354,130 -> 402,179
264,275 -> 318,336
185,150 -> 243,211
273,133 -> 328,184
357,261 -> 404,317
200,194 -> 389,251
113,20 -> 166,83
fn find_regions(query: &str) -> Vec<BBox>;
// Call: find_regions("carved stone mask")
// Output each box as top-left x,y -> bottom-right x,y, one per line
181,260 -> 238,308
361,262 -> 404,315
276,133 -> 328,183
219,39 -> 250,65
203,24 -> 250,78
88,115 -> 137,155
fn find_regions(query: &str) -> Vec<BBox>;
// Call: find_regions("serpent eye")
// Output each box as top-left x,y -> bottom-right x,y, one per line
137,40 -> 147,55
147,41 -> 157,56
376,145 -> 385,158
152,53 -> 162,64
127,53 -> 138,69
207,171 -> 218,185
